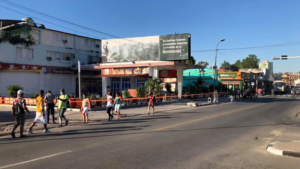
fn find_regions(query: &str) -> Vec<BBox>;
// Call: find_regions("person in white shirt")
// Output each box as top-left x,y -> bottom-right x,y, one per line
106,91 -> 114,121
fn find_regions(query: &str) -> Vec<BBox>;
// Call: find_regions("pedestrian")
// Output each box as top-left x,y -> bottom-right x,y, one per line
240,89 -> 244,100
27,90 -> 50,134
237,89 -> 240,98
148,93 -> 155,115
56,89 -> 69,127
44,91 -> 55,124
113,93 -> 123,119
106,91 -> 114,121
81,93 -> 91,124
214,90 -> 219,104
11,90 -> 31,138
234,90 -> 237,98
229,91 -> 234,102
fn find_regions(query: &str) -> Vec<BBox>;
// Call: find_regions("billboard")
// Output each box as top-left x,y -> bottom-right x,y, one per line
102,33 -> 190,63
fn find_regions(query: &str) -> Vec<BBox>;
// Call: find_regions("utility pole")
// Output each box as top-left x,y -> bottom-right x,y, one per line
78,60 -> 82,99
213,39 -> 225,92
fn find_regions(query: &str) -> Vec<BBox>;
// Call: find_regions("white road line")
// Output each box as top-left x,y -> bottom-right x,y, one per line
0,150 -> 72,169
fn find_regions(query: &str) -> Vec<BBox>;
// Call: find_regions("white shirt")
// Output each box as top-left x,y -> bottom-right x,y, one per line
107,95 -> 113,107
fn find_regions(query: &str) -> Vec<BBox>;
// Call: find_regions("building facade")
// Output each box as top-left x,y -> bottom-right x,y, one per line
0,18 -> 101,97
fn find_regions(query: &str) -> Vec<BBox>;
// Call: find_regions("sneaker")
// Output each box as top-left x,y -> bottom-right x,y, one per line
57,124 -> 63,128
66,120 -> 69,126
27,129 -> 33,134
44,129 -> 51,133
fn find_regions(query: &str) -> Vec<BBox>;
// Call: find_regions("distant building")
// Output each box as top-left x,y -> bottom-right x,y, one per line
282,73 -> 300,86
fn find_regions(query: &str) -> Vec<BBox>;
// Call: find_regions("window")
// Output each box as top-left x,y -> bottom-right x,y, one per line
16,47 -> 33,59
85,39 -> 95,48
88,55 -> 99,64
62,53 -> 75,61
53,33 -> 67,42
46,51 -> 61,60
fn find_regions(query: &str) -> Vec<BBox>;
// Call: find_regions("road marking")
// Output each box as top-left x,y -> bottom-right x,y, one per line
155,104 -> 260,131
0,150 -> 72,169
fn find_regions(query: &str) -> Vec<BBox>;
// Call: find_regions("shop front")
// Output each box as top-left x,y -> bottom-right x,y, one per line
218,72 -> 243,93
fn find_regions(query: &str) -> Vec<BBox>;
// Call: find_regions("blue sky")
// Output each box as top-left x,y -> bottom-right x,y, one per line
1,0 -> 300,72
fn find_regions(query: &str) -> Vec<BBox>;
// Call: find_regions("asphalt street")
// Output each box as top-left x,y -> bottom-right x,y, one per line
1,97 -> 300,169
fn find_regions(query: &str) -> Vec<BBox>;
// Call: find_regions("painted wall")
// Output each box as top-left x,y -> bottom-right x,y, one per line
183,68 -> 219,87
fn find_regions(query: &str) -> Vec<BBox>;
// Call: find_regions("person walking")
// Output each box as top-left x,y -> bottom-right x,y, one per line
148,93 -> 155,115
113,93 -> 123,119
27,90 -> 50,134
11,90 -> 31,138
44,91 -> 55,124
106,91 -> 114,121
240,89 -> 244,100
237,89 -> 241,99
213,90 -> 219,105
81,93 -> 91,124
57,89 -> 69,127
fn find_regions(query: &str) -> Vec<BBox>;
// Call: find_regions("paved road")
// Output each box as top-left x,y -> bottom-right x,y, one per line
1,97 -> 300,169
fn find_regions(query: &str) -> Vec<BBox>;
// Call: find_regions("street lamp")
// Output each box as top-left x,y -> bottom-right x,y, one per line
213,39 -> 225,92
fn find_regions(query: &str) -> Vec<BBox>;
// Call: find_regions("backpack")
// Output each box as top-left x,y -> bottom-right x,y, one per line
13,99 -> 25,116
153,96 -> 156,102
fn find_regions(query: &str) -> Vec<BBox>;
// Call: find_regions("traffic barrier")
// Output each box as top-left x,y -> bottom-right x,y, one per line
0,93 -> 228,108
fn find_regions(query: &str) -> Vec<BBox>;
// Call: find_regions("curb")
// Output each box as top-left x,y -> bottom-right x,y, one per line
266,141 -> 300,158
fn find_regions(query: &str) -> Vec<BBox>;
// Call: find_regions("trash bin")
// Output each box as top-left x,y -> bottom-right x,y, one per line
208,97 -> 212,103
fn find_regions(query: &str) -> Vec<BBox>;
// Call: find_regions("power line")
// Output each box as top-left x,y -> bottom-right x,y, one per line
192,41 -> 300,52
0,0 -> 140,43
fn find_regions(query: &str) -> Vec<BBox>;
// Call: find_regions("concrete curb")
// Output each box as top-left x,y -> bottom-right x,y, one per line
266,141 -> 300,158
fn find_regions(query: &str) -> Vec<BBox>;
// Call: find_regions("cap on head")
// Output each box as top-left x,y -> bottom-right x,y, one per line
17,90 -> 25,96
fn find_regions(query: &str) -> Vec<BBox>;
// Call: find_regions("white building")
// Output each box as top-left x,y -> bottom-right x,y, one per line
0,18 -> 102,97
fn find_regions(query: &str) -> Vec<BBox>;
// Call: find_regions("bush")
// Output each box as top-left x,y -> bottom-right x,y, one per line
136,85 -> 145,97
122,90 -> 131,98
31,93 -> 39,98
7,84 -> 23,97
145,78 -> 162,96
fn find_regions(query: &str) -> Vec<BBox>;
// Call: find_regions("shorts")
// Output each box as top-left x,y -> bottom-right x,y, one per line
114,104 -> 121,112
15,114 -> 25,126
82,107 -> 89,114
33,112 -> 48,124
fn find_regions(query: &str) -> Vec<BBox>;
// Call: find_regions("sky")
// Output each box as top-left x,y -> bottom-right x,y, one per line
0,0 -> 300,73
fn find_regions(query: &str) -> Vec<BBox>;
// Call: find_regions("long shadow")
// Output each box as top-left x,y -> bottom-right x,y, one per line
2,121 -> 300,145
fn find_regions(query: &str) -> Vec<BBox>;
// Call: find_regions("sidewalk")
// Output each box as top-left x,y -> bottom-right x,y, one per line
267,141 -> 300,158
0,97 -> 230,137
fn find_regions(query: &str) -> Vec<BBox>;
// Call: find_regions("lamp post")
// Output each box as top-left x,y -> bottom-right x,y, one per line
213,39 -> 225,92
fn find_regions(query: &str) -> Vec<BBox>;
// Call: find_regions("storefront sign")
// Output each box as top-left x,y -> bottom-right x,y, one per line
159,70 -> 177,78
45,68 -> 76,74
102,67 -> 148,76
222,81 -> 240,85
162,78 -> 177,83
219,73 -> 238,78
0,63 -> 42,72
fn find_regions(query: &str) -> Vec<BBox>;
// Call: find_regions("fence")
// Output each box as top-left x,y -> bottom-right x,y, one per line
0,92 -> 228,108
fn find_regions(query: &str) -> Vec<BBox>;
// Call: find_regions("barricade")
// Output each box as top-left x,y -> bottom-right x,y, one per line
0,92 -> 228,108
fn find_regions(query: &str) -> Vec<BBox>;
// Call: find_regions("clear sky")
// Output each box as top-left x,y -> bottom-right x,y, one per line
1,0 -> 300,72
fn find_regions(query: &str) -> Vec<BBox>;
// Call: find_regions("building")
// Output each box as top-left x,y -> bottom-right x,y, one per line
0,18 -> 101,97
282,73 -> 300,86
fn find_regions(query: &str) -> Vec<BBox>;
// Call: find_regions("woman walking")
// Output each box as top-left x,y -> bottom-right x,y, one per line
81,94 -> 91,124
148,93 -> 155,115
106,91 -> 114,121
113,93 -> 123,119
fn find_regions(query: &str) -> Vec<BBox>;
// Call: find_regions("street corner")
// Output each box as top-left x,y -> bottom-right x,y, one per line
267,141 -> 300,158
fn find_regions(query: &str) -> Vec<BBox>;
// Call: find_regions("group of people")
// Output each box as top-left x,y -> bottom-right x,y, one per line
10,89 -> 157,138
10,89 -> 91,138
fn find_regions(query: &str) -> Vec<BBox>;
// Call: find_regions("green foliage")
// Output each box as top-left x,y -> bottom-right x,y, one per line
165,83 -> 172,94
241,54 -> 260,68
90,94 -> 95,99
31,93 -> 39,98
0,26 -> 35,47
7,84 -> 23,97
136,85 -> 146,97
145,78 -> 162,96
197,61 -> 209,66
122,90 -> 131,98
182,56 -> 196,65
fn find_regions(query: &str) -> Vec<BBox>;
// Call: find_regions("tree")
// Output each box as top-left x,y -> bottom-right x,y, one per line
241,54 -> 260,68
234,60 -> 242,69
7,84 -> 23,97
197,61 -> 209,66
220,61 -> 231,70
182,56 -> 196,65
136,85 -> 145,97
145,78 -> 163,96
